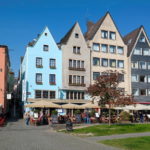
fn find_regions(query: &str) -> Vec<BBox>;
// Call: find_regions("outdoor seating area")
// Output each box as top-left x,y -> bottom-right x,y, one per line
24,100 -> 150,126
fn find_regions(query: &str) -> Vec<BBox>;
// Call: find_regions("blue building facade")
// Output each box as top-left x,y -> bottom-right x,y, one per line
20,27 -> 62,110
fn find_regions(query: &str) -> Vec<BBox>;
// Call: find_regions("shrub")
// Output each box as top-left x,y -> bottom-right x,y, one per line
119,111 -> 130,121
51,110 -> 58,115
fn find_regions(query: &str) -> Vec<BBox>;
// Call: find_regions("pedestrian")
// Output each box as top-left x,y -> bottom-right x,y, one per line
139,112 -> 144,123
24,111 -> 30,125
86,112 -> 91,124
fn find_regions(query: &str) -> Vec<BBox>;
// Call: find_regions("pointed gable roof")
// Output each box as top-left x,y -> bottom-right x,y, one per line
123,26 -> 144,57
84,12 -> 107,40
28,26 -> 50,47
60,22 -> 78,44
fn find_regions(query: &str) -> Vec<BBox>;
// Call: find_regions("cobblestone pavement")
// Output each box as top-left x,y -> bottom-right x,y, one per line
0,119 -> 117,150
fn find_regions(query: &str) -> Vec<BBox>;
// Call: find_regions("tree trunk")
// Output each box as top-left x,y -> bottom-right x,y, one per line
108,104 -> 111,126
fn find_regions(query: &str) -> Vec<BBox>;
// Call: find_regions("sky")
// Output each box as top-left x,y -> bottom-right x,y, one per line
0,0 -> 149,76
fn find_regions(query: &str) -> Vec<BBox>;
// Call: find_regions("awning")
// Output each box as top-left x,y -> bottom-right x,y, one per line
25,100 -> 61,108
61,103 -> 83,109
81,103 -> 100,109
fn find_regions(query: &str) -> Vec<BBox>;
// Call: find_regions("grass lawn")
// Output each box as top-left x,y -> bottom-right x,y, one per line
72,124 -> 150,136
100,136 -> 150,150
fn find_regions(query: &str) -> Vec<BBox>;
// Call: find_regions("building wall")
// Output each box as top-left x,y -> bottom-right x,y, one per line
60,23 -> 91,100
131,31 -> 150,102
87,14 -> 131,94
21,27 -> 62,103
0,46 -> 9,112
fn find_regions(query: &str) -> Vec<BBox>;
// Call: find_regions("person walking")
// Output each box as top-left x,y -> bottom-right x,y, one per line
24,111 -> 30,125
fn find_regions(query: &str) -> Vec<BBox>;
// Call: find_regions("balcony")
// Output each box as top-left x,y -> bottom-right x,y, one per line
68,67 -> 85,71
69,83 -> 86,87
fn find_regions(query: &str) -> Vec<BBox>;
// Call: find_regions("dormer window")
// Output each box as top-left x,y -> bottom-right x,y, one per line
139,36 -> 145,42
75,33 -> 79,38
43,45 -> 49,51
101,30 -> 108,39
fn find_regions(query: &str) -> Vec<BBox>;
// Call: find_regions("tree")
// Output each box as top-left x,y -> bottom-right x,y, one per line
87,70 -> 134,125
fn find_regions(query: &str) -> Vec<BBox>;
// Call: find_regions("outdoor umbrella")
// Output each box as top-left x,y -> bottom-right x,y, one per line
81,103 -> 100,109
61,103 -> 83,109
25,100 -> 61,108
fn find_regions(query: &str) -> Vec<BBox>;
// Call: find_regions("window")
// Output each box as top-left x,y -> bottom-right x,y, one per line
77,47 -> 80,54
43,45 -> 49,51
36,57 -> 42,67
102,58 -> 108,67
36,73 -> 42,83
131,75 -> 138,82
81,61 -> 84,68
77,76 -> 80,84
75,33 -> 79,38
78,92 -> 81,99
93,72 -> 100,80
101,44 -> 108,53
118,60 -> 124,68
139,61 -> 146,69
109,45 -> 116,53
45,33 -> 47,36
50,91 -> 56,99
50,59 -> 56,68
147,89 -> 150,96
110,32 -> 116,40
74,92 -> 77,99
143,48 -> 150,56
65,91 -> 85,100
139,75 -> 146,82
134,48 -> 142,55
93,57 -> 100,66
81,76 -> 84,84
77,60 -> 80,68
69,59 -> 72,68
70,92 -> 73,99
148,75 -> 150,83
132,89 -> 139,96
73,75 -> 76,83
140,89 -> 146,96
148,62 -> 150,69
66,91 -> 69,99
73,46 -> 76,53
43,91 -> 48,98
92,43 -> 100,51
139,36 -> 145,42
110,59 -> 116,68
101,30 -> 108,39
35,90 -> 42,98
69,75 -> 72,84
117,47 -> 124,54
73,60 -> 76,68
81,92 -> 84,99
118,74 -> 124,82
131,61 -> 138,69
49,74 -> 56,85
73,46 -> 80,54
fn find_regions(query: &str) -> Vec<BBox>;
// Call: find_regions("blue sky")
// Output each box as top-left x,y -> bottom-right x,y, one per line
0,0 -> 149,76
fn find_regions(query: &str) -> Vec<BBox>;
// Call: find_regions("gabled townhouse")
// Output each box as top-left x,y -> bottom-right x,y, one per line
124,26 -> 150,103
20,27 -> 62,109
59,22 -> 91,102
84,12 -> 131,95
0,45 -> 10,113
